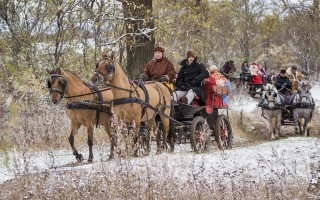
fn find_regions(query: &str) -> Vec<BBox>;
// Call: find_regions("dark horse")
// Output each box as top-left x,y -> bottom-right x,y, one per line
220,60 -> 236,79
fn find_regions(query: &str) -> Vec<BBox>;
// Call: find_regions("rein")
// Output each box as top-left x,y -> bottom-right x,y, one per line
64,87 -> 111,99
48,71 -> 112,99
102,82 -> 134,92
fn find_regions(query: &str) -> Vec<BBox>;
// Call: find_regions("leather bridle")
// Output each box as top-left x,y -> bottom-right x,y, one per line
48,74 -> 67,97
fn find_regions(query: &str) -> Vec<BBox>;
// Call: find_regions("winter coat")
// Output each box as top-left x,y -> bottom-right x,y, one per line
274,74 -> 292,91
204,76 -> 223,108
286,68 -> 302,91
241,64 -> 249,73
142,57 -> 176,82
176,58 -> 209,103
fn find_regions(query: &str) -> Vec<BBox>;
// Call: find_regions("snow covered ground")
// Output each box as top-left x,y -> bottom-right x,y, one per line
0,137 -> 319,187
1,83 -> 320,197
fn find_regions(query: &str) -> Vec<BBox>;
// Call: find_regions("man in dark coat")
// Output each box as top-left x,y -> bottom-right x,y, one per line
274,69 -> 292,96
140,46 -> 176,83
172,50 -> 209,105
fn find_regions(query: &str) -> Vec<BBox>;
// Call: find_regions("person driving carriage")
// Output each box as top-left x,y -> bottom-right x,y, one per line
274,69 -> 292,96
139,46 -> 176,88
172,50 -> 209,105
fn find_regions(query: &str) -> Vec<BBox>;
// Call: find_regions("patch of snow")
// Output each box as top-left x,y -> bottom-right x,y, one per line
1,137 -> 319,185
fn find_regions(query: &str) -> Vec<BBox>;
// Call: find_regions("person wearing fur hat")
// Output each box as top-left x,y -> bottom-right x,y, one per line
139,46 -> 176,83
286,65 -> 302,92
172,50 -> 209,105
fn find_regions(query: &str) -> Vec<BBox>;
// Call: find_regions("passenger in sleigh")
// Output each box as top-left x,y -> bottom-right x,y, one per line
249,62 -> 263,84
240,60 -> 251,82
203,65 -> 229,113
173,50 -> 209,105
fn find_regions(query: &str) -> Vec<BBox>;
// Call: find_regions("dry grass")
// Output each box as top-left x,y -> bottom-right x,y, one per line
1,98 -> 320,199
0,157 -> 312,200
0,101 -> 110,153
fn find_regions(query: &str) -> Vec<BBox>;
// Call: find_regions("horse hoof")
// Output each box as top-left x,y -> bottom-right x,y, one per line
107,155 -> 114,161
76,154 -> 84,162
87,157 -> 93,163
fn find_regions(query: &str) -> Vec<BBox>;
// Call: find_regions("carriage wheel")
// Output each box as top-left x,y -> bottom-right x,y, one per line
190,116 -> 211,153
215,114 -> 233,150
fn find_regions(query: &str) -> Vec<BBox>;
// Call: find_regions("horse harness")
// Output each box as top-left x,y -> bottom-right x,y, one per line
95,57 -> 178,123
48,71 -> 112,127
111,80 -> 167,121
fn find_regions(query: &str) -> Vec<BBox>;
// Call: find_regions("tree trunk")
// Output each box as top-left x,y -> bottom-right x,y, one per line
122,0 -> 155,78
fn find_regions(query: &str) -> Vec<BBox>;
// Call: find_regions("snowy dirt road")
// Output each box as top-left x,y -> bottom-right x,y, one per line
0,85 -> 320,199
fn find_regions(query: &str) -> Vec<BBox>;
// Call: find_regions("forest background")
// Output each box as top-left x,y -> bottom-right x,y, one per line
0,0 -> 319,104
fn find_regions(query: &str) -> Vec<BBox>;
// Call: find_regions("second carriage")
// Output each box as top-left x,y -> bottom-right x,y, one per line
236,72 -> 269,97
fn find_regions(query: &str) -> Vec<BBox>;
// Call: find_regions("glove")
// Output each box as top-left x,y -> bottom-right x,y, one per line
139,74 -> 148,82
179,84 -> 188,91
159,75 -> 169,82
191,79 -> 197,87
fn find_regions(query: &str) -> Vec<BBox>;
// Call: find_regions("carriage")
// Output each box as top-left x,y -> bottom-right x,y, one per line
237,73 -> 268,97
260,83 -> 314,139
164,92 -> 233,153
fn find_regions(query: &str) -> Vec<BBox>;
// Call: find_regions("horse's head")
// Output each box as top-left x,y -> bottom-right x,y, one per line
297,80 -> 310,104
91,51 -> 116,84
227,60 -> 236,73
263,84 -> 278,108
46,68 -> 67,104
221,60 -> 236,74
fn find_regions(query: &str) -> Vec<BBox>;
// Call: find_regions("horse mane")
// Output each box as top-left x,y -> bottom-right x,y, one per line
62,69 -> 93,88
264,83 -> 278,93
220,60 -> 235,77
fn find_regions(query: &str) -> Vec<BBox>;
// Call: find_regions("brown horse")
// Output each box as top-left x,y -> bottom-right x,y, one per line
90,52 -> 172,154
46,68 -> 114,162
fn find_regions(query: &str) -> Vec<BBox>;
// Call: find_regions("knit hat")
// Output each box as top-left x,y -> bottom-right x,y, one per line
186,50 -> 196,58
209,65 -> 219,73
153,46 -> 164,53
291,65 -> 297,69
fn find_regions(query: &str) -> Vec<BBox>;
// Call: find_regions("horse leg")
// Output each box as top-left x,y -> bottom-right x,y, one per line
87,126 -> 94,162
276,113 -> 282,138
302,117 -> 308,137
298,118 -> 302,135
268,117 -> 275,140
104,121 -> 115,160
293,111 -> 299,134
69,122 -> 84,162
272,116 -> 279,139
160,116 -> 170,152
